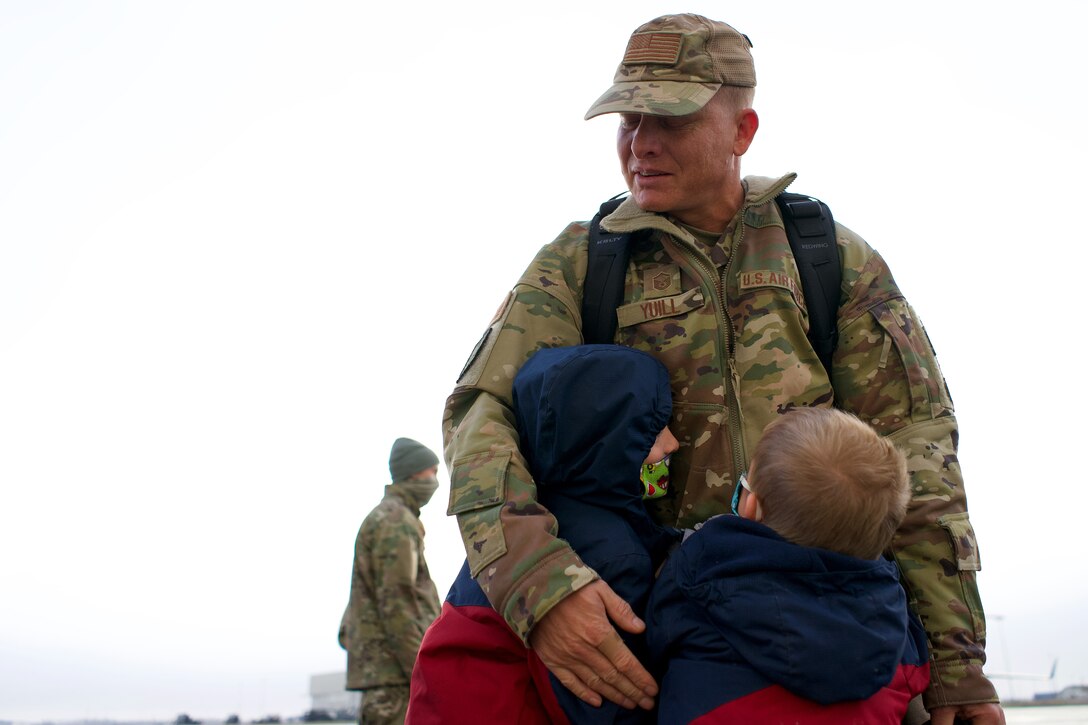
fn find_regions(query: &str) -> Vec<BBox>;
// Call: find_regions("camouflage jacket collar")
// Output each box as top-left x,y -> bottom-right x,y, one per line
600,172 -> 798,239
384,483 -> 423,517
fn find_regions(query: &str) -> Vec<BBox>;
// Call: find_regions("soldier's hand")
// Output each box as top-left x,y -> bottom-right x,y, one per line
929,702 -> 1006,724
528,580 -> 657,711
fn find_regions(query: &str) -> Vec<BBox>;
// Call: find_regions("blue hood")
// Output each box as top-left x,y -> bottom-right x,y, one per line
512,344 -> 679,577
513,344 -> 671,506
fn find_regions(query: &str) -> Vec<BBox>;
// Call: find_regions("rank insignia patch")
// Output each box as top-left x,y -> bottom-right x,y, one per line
642,264 -> 681,299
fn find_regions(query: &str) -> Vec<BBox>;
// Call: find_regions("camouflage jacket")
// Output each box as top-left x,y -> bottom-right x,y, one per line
443,173 -> 998,708
339,485 -> 441,690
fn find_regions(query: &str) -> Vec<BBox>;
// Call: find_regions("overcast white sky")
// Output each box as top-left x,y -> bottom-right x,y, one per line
2,0 -> 1086,720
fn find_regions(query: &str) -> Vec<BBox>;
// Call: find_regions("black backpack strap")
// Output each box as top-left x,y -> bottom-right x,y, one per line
582,197 -> 631,344
776,192 -> 841,374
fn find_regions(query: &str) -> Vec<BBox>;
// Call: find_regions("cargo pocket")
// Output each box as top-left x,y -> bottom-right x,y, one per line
447,451 -> 511,576
938,511 -> 985,643
937,512 -> 981,572
869,299 -> 953,421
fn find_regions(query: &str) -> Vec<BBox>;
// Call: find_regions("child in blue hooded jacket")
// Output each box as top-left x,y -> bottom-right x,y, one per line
647,406 -> 931,724
408,344 -> 678,725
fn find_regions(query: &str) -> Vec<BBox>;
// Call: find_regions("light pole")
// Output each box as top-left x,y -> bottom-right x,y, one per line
993,614 -> 1016,702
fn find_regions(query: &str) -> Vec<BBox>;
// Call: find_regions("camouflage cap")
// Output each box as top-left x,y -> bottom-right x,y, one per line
585,14 -> 755,120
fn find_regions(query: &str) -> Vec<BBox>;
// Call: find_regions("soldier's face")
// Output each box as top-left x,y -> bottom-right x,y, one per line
617,94 -> 751,231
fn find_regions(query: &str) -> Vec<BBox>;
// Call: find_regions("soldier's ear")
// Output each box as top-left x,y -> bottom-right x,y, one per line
733,108 -> 758,157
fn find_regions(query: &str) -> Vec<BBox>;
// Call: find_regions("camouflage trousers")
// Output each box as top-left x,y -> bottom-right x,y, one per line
357,685 -> 409,725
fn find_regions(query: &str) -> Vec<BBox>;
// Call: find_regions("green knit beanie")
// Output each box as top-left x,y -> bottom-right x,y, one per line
388,437 -> 439,482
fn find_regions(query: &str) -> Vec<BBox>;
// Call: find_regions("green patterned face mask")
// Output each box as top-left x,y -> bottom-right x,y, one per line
641,455 -> 670,499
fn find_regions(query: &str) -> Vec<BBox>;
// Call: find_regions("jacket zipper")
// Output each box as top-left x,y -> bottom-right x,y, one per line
669,220 -> 748,488
723,219 -> 746,477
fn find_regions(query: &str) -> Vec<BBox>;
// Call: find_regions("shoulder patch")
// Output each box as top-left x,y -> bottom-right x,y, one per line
456,291 -> 514,385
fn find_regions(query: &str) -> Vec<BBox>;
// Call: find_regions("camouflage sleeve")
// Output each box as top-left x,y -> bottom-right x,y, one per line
833,232 -> 999,708
443,223 -> 600,645
372,513 -> 435,676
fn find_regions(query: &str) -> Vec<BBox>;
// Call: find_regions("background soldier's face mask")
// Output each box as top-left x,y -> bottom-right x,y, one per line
641,455 -> 670,499
400,475 -> 440,508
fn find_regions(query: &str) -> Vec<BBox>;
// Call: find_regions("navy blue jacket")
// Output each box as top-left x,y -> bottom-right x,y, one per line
518,345 -> 683,723
646,515 -> 930,724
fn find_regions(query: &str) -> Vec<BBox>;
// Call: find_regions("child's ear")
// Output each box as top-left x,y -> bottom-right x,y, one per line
741,490 -> 763,522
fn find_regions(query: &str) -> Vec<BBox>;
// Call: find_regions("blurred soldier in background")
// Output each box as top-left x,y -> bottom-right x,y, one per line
340,438 -> 441,725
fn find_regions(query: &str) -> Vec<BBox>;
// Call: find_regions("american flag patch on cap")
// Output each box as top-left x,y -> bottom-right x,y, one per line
622,32 -> 683,65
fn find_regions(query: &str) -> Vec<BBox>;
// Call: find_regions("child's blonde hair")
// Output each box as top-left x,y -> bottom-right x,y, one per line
749,407 -> 909,560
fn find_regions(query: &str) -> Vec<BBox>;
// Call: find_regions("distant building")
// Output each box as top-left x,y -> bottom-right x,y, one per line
1034,684 -> 1088,702
310,671 -> 360,714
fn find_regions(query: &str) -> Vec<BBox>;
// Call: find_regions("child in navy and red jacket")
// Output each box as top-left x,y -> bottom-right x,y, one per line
647,406 -> 931,724
407,344 -> 679,724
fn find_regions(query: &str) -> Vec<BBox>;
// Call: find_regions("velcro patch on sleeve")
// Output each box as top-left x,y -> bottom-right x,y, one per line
456,291 -> 514,385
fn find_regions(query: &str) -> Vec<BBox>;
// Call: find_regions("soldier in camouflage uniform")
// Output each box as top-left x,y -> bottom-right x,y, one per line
339,438 -> 442,725
443,13 -> 1003,725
